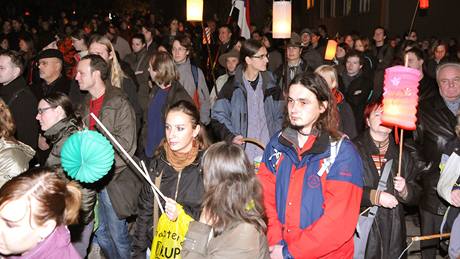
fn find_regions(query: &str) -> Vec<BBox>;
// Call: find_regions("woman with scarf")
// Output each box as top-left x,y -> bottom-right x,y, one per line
132,100 -> 209,259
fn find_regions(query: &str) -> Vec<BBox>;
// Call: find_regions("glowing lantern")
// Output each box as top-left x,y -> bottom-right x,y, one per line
273,1 -> 292,39
187,0 -> 203,22
324,40 -> 337,60
420,0 -> 429,9
381,66 -> 421,130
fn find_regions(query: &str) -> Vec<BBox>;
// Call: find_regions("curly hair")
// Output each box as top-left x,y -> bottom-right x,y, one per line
0,98 -> 16,141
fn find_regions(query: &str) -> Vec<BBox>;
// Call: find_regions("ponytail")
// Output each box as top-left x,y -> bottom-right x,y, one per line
63,181 -> 82,225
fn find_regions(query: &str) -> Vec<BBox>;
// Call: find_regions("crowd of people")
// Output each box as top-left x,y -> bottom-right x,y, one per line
0,9 -> 460,259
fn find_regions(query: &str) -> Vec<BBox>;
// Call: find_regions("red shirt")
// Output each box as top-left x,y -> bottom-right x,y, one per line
89,95 -> 105,130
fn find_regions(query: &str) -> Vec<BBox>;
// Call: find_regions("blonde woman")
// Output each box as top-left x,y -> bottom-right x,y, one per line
0,99 -> 35,187
88,34 -> 142,130
315,65 -> 357,138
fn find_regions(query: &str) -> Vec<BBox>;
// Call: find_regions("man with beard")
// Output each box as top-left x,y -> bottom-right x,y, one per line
258,72 -> 363,258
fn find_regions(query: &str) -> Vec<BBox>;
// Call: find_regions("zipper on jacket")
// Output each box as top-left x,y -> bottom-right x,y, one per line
174,170 -> 182,200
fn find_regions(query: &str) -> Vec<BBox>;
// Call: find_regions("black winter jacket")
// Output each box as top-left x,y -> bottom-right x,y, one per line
131,149 -> 205,259
353,130 -> 421,259
413,91 -> 458,215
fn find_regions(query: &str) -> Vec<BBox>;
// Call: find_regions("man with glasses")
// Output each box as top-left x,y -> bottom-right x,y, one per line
413,62 -> 460,259
211,39 -> 284,162
0,50 -> 38,150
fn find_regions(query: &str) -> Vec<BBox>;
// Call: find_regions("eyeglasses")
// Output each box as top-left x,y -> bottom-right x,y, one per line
251,53 -> 269,59
172,47 -> 187,53
37,106 -> 56,115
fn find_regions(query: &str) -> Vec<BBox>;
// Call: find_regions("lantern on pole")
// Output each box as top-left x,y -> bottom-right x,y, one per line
324,40 -> 338,60
272,1 -> 292,39
187,0 -> 203,22
381,66 -> 421,130
420,0 -> 429,9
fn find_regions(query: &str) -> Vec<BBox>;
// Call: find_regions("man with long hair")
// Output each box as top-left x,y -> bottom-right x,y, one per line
258,72 -> 363,258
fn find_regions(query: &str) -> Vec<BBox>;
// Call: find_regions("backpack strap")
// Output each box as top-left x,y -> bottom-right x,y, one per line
191,64 -> 199,90
317,135 -> 347,177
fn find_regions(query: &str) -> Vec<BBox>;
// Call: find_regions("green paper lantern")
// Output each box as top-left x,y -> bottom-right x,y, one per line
61,130 -> 114,183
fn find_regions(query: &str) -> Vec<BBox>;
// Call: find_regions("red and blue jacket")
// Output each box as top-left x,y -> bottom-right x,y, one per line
258,128 -> 363,258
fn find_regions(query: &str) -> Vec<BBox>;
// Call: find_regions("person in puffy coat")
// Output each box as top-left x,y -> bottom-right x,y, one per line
353,101 -> 421,259
0,98 -> 35,187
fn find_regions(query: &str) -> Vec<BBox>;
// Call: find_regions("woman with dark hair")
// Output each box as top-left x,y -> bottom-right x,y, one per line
182,141 -> 269,258
71,29 -> 89,60
425,40 -> 450,79
262,33 -> 282,72
258,72 -> 363,258
18,34 -> 37,85
35,92 -> 96,257
0,168 -> 81,258
141,51 -> 193,158
0,99 -> 35,187
133,100 -> 209,259
352,101 -> 420,258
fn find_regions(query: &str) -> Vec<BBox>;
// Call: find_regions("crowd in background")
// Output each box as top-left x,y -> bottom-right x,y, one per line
0,8 -> 460,259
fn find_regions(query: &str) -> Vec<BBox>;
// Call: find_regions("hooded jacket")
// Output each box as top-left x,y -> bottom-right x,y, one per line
258,128 -> 363,258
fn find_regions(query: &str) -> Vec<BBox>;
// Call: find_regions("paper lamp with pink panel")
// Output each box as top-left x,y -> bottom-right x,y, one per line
381,66 -> 421,130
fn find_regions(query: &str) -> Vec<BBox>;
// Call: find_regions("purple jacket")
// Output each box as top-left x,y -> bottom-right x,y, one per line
8,225 -> 81,259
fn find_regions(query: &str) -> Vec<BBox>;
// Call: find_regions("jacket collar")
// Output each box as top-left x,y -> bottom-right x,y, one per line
0,76 -> 27,98
279,127 -> 330,157
44,117 -> 79,144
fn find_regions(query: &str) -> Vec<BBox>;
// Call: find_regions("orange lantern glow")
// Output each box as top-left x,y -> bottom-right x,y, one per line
273,1 -> 292,39
420,0 -> 429,9
381,66 -> 421,130
324,40 -> 337,60
187,0 -> 203,22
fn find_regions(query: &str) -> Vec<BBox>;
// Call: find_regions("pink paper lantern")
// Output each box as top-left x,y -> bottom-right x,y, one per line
381,66 -> 421,130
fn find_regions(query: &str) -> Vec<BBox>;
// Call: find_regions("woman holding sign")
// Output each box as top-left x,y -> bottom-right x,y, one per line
132,100 -> 209,259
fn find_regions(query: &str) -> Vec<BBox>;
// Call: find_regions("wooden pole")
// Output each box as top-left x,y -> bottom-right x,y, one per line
397,128 -> 404,177
412,233 -> 450,241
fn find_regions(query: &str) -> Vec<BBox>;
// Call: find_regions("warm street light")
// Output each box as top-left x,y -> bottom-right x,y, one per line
272,0 -> 292,39
187,0 -> 203,21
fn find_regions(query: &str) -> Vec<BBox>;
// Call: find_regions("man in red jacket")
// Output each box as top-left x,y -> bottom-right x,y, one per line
258,72 -> 363,258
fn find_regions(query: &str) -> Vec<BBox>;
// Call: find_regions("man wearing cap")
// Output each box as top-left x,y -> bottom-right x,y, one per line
210,49 -> 239,107
31,49 -> 70,101
300,28 -> 324,71
275,33 -> 312,94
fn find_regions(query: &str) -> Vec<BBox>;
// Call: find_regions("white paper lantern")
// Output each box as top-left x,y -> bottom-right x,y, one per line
273,1 -> 292,39
187,0 -> 203,22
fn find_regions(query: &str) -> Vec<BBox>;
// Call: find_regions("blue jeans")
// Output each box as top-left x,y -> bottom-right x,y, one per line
94,188 -> 131,259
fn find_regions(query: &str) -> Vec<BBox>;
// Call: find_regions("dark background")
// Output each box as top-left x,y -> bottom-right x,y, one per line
1,0 -> 458,39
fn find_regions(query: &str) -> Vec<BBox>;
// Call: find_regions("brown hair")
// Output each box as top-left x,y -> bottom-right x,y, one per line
287,72 -> 341,140
0,168 -> 81,226
149,51 -> 179,86
0,98 -> 16,140
166,100 -> 210,150
201,142 -> 266,236
173,34 -> 192,52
